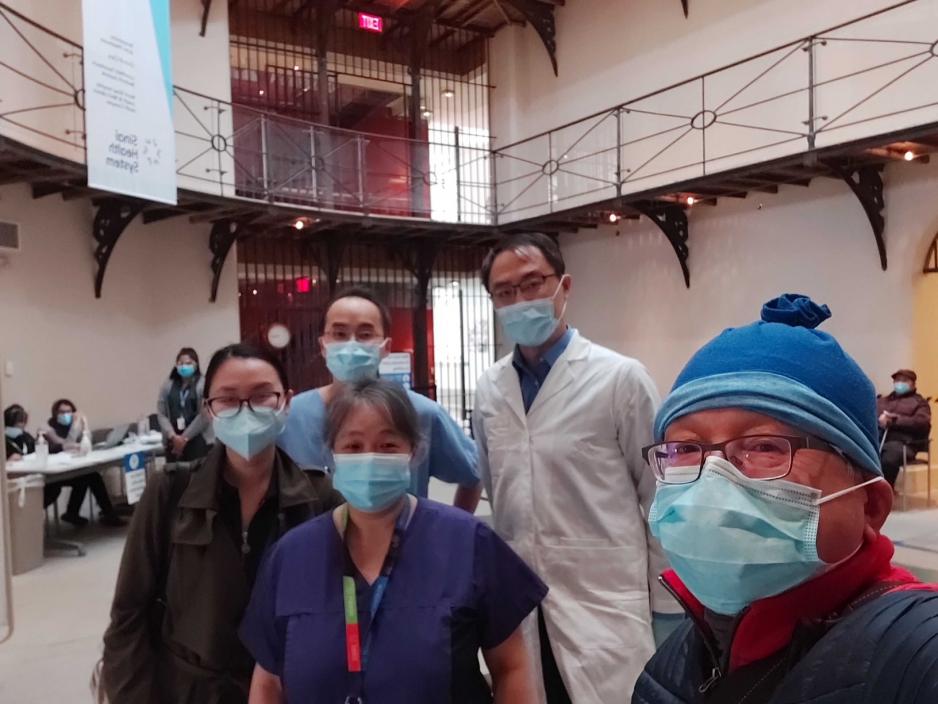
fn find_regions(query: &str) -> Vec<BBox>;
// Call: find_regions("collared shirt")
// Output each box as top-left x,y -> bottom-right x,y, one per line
512,327 -> 575,412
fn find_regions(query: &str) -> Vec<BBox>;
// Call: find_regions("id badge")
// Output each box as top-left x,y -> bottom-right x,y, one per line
176,417 -> 186,432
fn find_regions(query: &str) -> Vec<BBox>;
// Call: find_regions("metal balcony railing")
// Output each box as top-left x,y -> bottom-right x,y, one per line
491,0 -> 938,223
0,2 -> 494,225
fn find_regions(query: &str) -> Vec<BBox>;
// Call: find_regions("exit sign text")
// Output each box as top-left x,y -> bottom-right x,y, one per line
358,12 -> 383,33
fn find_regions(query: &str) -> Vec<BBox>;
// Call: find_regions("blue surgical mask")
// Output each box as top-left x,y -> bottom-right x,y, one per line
894,381 -> 912,396
4,427 -> 23,439
648,456 -> 882,615
177,363 -> 197,379
213,406 -> 287,460
333,453 -> 411,512
57,413 -> 73,427
496,277 -> 567,347
325,341 -> 383,382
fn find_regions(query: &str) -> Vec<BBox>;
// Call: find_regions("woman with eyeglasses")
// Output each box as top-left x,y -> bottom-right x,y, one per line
241,379 -> 546,704
100,343 -> 344,704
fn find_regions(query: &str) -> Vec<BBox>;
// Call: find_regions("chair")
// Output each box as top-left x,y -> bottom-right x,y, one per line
898,437 -> 932,510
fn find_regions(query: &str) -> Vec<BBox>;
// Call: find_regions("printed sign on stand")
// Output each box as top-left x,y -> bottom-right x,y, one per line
82,0 -> 177,204
380,352 -> 413,390
123,452 -> 147,505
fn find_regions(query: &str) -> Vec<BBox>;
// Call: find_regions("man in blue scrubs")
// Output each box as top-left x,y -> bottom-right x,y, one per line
278,287 -> 482,512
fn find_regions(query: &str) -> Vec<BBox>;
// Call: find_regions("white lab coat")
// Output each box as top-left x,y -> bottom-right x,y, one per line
473,331 -> 677,703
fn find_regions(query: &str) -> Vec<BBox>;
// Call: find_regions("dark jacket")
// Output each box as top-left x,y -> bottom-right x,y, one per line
4,430 -> 35,459
101,444 -> 344,704
877,391 -> 931,442
632,536 -> 938,704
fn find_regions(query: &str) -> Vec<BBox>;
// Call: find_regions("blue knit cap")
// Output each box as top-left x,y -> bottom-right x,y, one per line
654,294 -> 882,475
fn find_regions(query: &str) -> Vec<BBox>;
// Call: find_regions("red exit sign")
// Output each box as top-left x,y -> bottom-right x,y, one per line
358,12 -> 384,33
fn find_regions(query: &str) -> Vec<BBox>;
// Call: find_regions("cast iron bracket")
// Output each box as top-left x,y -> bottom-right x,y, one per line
924,231 -> 938,274
632,201 -> 691,288
505,0 -> 558,76
831,163 -> 886,270
681,0 -> 689,17
93,198 -> 145,299
200,0 -> 212,37
209,219 -> 244,303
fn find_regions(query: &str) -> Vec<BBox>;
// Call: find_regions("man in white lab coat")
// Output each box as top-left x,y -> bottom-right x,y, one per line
473,233 -> 680,703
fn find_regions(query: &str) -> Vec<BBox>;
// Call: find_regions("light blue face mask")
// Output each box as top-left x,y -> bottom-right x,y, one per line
177,363 -> 197,379
57,413 -> 73,427
325,341 -> 384,383
333,453 -> 411,512
213,406 -> 287,460
496,278 -> 567,347
649,456 -> 882,615
4,427 -> 23,439
894,381 -> 912,396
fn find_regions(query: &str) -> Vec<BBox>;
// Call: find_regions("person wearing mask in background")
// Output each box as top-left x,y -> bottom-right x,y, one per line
473,233 -> 680,704
157,347 -> 213,462
38,399 -> 124,527
42,398 -> 89,453
633,294 -> 938,703
100,343 -> 344,704
877,368 -> 931,487
278,287 -> 482,512
242,379 -> 545,704
4,403 -> 36,460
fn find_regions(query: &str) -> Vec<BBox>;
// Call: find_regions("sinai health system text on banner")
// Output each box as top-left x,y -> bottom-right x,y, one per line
82,0 -> 176,205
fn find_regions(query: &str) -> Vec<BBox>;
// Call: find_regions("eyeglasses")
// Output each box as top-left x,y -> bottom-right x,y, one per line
206,392 -> 284,419
490,274 -> 558,306
641,434 -> 845,484
322,327 -> 382,343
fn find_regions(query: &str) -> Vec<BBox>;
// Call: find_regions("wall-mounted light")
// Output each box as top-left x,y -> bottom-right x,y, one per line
442,88 -> 455,99
608,213 -> 620,223
293,218 -> 305,230
686,196 -> 696,206
905,150 -> 916,161
258,89 -> 265,96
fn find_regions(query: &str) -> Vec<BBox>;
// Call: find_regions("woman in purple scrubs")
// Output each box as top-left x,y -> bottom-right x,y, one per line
241,379 -> 546,704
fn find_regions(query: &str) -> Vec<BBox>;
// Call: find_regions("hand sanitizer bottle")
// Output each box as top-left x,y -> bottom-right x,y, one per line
80,429 -> 92,456
35,431 -> 49,469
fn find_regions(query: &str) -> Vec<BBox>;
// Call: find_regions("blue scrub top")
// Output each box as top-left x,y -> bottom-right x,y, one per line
240,499 -> 547,704
278,388 -> 480,497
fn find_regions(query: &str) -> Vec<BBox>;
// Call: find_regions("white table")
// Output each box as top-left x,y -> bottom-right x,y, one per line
6,436 -> 164,556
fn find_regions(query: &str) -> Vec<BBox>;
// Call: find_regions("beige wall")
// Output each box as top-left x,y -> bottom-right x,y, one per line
0,184 -> 239,429
561,157 -> 938,401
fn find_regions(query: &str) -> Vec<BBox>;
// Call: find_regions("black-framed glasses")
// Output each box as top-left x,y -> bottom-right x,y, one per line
490,273 -> 559,306
641,434 -> 845,484
206,392 -> 284,419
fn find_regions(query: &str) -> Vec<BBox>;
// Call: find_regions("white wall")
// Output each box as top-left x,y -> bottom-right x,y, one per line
490,0 -> 924,146
561,156 -> 938,400
0,183 -> 239,429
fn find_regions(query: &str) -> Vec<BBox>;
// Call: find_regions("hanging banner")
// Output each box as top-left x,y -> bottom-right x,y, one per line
82,0 -> 177,204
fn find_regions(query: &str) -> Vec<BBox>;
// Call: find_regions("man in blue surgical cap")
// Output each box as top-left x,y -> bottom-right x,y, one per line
632,294 -> 938,704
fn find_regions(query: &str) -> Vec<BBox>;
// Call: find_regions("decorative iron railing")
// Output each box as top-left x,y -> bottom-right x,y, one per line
0,2 -> 494,224
491,0 -> 938,222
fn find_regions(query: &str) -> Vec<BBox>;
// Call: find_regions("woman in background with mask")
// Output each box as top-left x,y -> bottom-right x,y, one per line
242,379 -> 545,704
157,347 -> 212,462
277,286 -> 481,511
101,343 -> 343,704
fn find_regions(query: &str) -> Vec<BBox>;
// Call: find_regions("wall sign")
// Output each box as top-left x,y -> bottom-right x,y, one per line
123,451 -> 147,505
82,0 -> 177,204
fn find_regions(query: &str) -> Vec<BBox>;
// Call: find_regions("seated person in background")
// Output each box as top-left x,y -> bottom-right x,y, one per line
4,403 -> 36,459
877,368 -> 931,487
632,295 -> 938,704
38,399 -> 124,527
42,398 -> 89,453
6,403 -> 124,526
